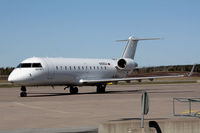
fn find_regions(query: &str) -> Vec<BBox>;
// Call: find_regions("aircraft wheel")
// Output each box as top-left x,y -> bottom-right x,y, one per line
70,87 -> 78,94
97,84 -> 106,93
20,92 -> 27,97
74,87 -> 78,94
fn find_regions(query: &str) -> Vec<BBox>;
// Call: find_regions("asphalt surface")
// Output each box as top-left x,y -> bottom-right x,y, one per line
0,83 -> 200,132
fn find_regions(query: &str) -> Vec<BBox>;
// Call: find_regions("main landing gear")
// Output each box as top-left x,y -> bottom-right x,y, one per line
69,86 -> 79,94
65,84 -> 106,95
96,84 -> 106,93
20,86 -> 27,97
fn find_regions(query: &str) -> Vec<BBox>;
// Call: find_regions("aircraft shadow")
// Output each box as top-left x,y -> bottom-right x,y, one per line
26,90 -> 141,97
26,89 -> 193,97
27,92 -> 70,97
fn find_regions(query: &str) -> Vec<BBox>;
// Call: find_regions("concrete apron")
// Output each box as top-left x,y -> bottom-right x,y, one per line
98,118 -> 200,133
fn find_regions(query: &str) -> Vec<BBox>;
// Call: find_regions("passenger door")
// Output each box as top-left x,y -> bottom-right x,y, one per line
43,59 -> 55,80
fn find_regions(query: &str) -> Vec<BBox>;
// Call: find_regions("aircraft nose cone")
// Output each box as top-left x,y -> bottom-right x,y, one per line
8,74 -> 16,83
8,69 -> 33,84
8,69 -> 28,83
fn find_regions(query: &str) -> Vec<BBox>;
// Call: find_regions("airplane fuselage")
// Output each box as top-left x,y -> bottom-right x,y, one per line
8,57 -> 134,86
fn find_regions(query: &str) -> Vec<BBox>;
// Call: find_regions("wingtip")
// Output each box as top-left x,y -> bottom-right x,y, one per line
186,64 -> 196,77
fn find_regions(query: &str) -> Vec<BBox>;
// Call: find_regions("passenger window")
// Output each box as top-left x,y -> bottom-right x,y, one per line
104,66 -> 106,70
78,66 -> 80,70
60,66 -> 62,70
86,66 -> 88,70
32,63 -> 42,68
74,66 -> 76,70
101,66 -> 103,70
69,66 -> 71,70
90,66 -> 92,70
82,66 -> 84,70
97,66 -> 99,70
65,66 -> 67,70
93,66 -> 95,70
56,66 -> 58,70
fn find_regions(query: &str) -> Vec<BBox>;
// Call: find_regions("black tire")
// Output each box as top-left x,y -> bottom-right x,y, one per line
70,87 -> 78,94
20,92 -> 27,97
96,86 -> 101,93
74,87 -> 78,94
97,85 -> 106,93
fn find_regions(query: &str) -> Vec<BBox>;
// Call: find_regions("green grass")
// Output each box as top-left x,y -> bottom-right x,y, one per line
0,81 -> 19,88
0,80 -> 8,83
0,84 -> 19,88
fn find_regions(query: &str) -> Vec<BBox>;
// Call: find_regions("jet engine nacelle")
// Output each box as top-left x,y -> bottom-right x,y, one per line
117,58 -> 138,70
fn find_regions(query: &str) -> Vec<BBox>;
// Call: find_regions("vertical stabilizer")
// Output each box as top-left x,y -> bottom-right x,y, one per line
122,36 -> 138,59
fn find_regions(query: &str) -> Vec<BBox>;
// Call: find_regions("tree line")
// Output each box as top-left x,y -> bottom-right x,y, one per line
0,67 -> 14,75
133,64 -> 200,73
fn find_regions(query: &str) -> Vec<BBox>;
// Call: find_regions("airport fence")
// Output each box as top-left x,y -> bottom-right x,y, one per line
173,97 -> 200,118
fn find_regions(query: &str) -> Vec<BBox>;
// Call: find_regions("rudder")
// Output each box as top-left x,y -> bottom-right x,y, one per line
122,36 -> 138,59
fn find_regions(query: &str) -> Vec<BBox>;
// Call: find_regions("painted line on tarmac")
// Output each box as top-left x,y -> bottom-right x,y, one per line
14,102 -> 71,114
182,110 -> 200,114
13,102 -> 91,115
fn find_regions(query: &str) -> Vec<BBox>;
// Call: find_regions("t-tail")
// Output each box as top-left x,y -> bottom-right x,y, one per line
117,36 -> 161,60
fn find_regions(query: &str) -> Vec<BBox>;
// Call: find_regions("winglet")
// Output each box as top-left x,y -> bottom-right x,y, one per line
187,64 -> 196,77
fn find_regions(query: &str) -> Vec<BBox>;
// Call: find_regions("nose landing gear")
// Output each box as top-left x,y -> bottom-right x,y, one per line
64,86 -> 79,94
20,86 -> 27,97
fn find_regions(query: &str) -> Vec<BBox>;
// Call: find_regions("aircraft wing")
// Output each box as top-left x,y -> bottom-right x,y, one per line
79,64 -> 196,84
79,75 -> 185,84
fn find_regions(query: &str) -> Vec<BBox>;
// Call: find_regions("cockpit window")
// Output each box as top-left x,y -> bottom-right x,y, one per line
32,63 -> 42,67
17,63 -> 42,68
16,64 -> 21,68
21,63 -> 32,68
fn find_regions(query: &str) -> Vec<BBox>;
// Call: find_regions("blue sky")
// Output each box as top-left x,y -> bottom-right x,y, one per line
0,0 -> 200,67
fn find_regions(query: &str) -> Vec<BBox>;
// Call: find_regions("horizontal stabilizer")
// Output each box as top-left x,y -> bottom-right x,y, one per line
116,37 -> 162,42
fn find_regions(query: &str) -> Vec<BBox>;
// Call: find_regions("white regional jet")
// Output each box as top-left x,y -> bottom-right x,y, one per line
8,36 -> 191,97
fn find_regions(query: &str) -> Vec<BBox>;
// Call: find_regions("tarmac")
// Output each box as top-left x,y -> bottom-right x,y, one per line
0,83 -> 200,132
